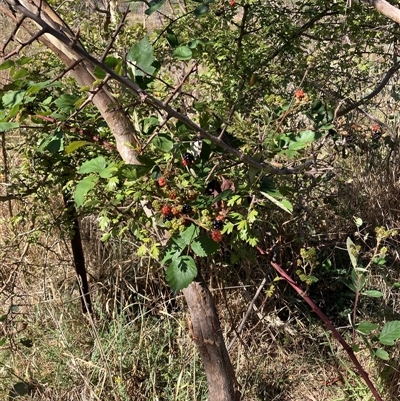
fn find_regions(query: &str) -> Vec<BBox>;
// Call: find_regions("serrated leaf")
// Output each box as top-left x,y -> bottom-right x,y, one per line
54,94 -> 80,113
2,90 -> 25,108
179,224 -> 200,247
79,156 -> 107,174
173,46 -> 192,61
0,122 -> 19,132
374,348 -> 390,360
357,321 -> 378,335
379,321 -> 400,345
65,140 -> 93,153
288,130 -> 316,151
152,134 -> 173,152
247,209 -> 258,224
191,235 -> 219,256
362,290 -> 383,298
166,256 -> 197,291
127,37 -> 156,78
74,176 -> 98,207
99,164 -> 118,179
38,131 -> 63,153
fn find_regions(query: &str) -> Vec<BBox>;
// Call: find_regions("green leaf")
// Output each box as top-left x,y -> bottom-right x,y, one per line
16,56 -> 32,66
55,94 -> 80,113
65,140 -> 93,153
0,122 -> 19,132
194,3 -> 209,17
346,237 -> 358,270
166,28 -> 180,48
152,134 -> 173,152
173,46 -> 193,61
0,337 -> 6,346
145,0 -> 166,15
0,60 -> 14,70
187,39 -> 206,49
374,348 -> 390,361
177,224 -> 200,247
379,321 -> 400,345
2,90 -> 26,108
212,189 -> 233,204
79,156 -> 107,174
288,130 -> 316,151
191,235 -> 219,256
26,80 -> 54,95
166,255 -> 197,291
38,131 -> 63,153
12,68 -> 29,80
99,164 -> 118,179
74,176 -> 98,207
127,37 -> 156,78
362,290 -> 383,298
357,321 -> 378,335
260,191 -> 293,214
0,315 -> 6,322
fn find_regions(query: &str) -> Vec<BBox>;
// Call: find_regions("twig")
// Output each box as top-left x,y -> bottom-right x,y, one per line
227,276 -> 267,351
256,246 -> 383,401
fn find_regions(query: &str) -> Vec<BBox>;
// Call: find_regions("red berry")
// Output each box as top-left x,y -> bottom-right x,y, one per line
169,190 -> 177,200
372,124 -> 380,132
161,205 -> 171,215
211,230 -> 223,242
229,0 -> 236,6
158,177 -> 167,187
295,89 -> 305,99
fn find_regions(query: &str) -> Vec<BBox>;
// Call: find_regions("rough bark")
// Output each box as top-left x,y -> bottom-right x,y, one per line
183,278 -> 239,401
2,1 -> 238,399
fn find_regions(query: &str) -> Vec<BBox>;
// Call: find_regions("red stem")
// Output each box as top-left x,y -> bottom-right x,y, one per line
256,246 -> 383,401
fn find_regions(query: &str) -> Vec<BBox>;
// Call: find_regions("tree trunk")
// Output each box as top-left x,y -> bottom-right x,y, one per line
183,277 -> 238,401
2,1 -> 238,399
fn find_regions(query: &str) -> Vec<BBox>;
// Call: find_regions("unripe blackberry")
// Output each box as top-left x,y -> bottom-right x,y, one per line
211,230 -> 223,242
152,200 -> 161,211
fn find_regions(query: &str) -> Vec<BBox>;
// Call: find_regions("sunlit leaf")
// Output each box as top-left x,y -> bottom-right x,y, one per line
379,321 -> 400,345
166,255 -> 197,291
173,46 -> 192,61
